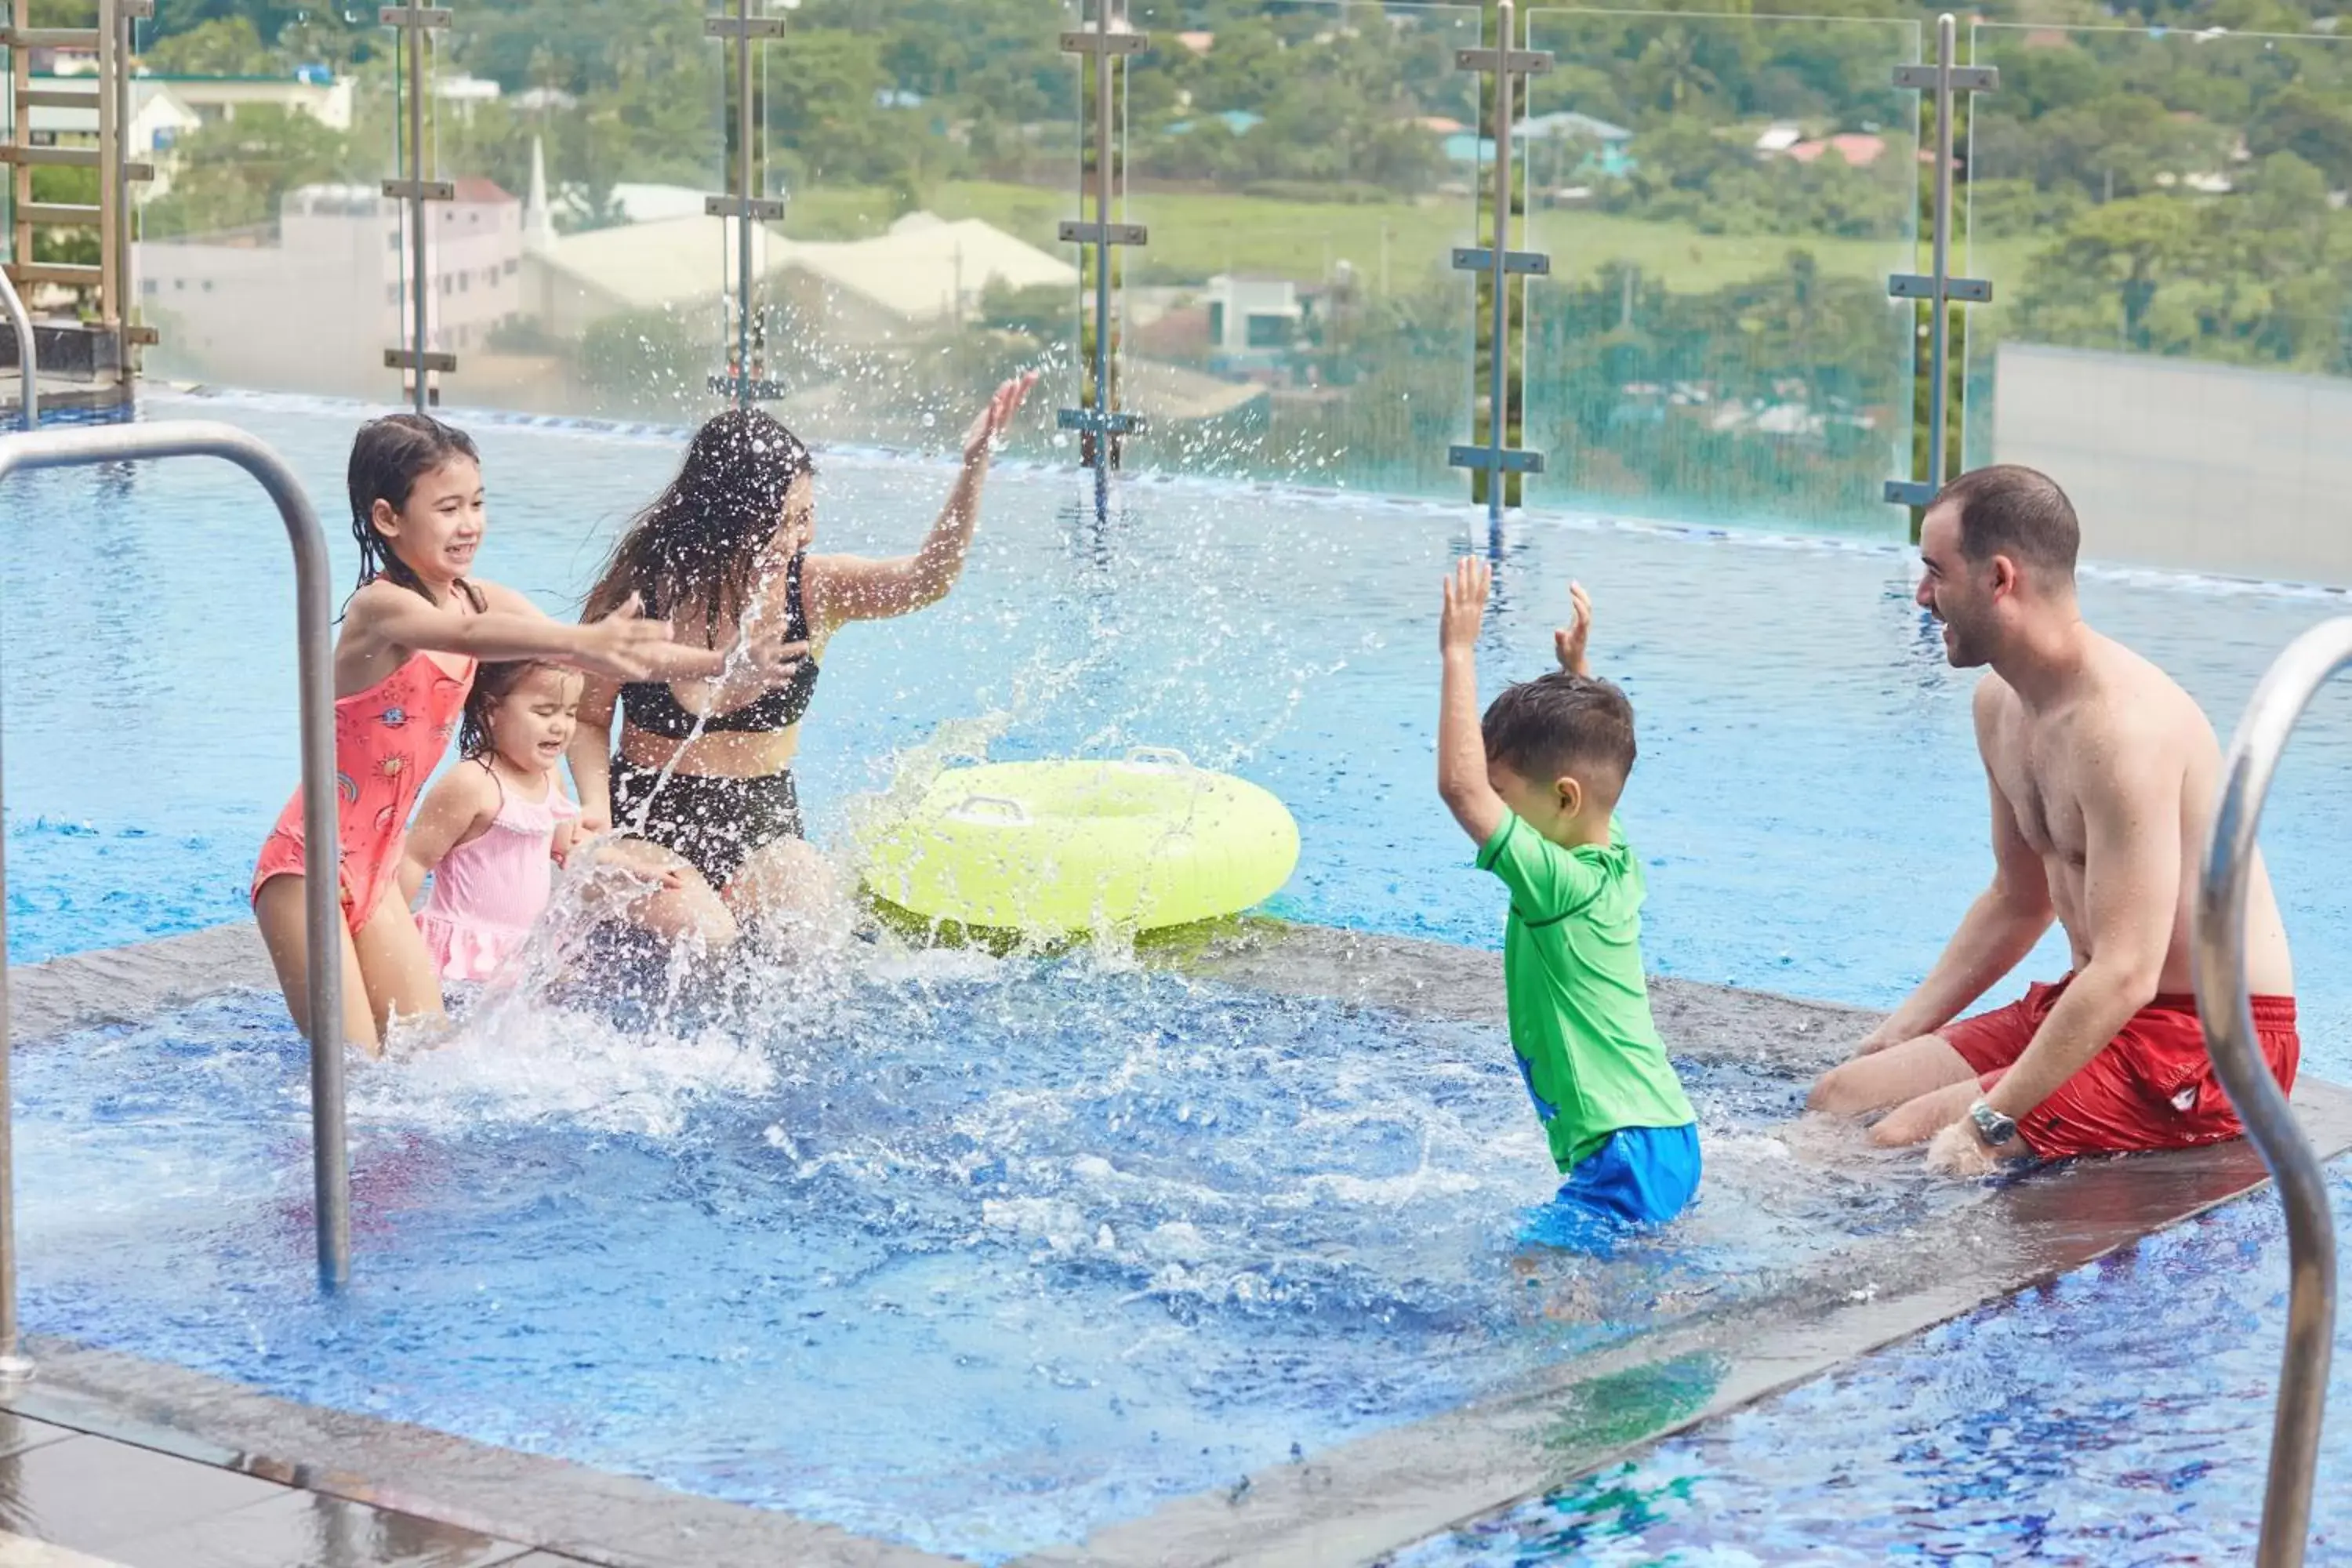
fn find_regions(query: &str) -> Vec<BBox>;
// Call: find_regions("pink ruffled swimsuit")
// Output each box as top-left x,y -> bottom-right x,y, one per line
417,768 -> 579,982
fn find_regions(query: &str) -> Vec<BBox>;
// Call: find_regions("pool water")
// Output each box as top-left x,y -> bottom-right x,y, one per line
1393,1170 -> 2352,1566
14,957 -> 1961,1559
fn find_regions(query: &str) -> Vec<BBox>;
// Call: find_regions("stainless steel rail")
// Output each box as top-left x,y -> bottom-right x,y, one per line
0,422 -> 350,1384
2192,615 -> 2350,1568
0,262 -> 31,427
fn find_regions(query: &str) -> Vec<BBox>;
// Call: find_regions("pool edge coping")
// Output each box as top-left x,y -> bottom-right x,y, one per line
6,920 -> 2344,1568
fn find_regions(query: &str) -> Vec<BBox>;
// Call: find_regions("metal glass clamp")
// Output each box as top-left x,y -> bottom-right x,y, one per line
1449,445 -> 1544,474
703,14 -> 784,37
1059,28 -> 1147,54
1453,247 -> 1549,276
1060,220 -> 1148,247
1889,273 -> 1991,303
380,178 -> 455,201
384,349 -> 458,372
1059,407 -> 1146,437
707,194 -> 787,221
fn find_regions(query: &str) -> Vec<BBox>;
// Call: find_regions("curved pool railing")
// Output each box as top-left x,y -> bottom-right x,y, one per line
0,422 -> 350,1382
0,269 -> 35,430
2193,615 -> 2352,1568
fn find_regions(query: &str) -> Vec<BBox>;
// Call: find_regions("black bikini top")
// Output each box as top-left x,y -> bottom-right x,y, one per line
619,552 -> 821,739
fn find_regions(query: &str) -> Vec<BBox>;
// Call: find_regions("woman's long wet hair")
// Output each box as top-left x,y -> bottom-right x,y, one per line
584,408 -> 814,642
350,413 -> 487,612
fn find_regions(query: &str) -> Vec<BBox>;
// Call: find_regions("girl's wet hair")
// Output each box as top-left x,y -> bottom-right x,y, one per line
458,659 -> 568,761
585,408 -> 815,637
349,412 -> 486,612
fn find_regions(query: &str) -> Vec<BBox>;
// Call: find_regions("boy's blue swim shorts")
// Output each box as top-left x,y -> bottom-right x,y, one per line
1517,1122 -> 1700,1252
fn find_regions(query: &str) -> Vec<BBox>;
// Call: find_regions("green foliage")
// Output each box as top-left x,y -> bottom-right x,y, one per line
579,304 -> 708,397
139,106 -> 361,239
141,15 -> 278,75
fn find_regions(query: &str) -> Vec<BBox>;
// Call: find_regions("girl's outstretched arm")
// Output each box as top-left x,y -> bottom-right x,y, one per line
807,373 -> 1037,633
348,579 -> 673,681
400,762 -> 499,907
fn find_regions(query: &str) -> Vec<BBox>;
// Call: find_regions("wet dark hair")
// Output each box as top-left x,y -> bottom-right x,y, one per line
349,412 -> 487,611
584,408 -> 815,638
1482,672 -> 1638,804
1933,464 -> 2080,578
458,659 -> 569,761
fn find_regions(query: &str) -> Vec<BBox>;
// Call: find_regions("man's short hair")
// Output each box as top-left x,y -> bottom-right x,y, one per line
1933,464 -> 2080,576
1481,672 -> 1637,800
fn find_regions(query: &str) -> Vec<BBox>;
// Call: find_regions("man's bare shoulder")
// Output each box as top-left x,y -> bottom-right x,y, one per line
1970,670 -> 2020,742
2082,633 -> 2212,745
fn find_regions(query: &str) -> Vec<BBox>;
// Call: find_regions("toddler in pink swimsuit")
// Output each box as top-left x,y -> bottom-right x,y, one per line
401,661 -> 583,982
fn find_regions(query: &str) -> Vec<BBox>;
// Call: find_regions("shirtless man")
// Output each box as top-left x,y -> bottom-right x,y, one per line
1806,465 -> 2299,1176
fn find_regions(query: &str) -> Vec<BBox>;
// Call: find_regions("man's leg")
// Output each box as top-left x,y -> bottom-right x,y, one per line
1807,1033 -> 1980,1117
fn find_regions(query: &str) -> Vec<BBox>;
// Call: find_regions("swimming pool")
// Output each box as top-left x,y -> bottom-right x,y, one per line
3,391 -> 2350,1559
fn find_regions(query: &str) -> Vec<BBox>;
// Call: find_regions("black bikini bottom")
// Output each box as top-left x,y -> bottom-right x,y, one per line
610,760 -> 804,889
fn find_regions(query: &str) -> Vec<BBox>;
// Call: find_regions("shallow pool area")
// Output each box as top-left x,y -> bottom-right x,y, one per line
11,931 -> 1983,1561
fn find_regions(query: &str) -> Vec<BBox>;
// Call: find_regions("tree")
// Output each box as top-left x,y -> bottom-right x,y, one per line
141,16 -> 278,74
139,106 -> 359,239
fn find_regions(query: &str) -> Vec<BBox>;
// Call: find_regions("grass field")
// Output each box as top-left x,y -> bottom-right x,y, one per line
782,179 -> 2038,296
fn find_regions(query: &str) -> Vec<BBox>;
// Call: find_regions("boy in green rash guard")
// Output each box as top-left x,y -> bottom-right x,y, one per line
1434,557 -> 1700,1248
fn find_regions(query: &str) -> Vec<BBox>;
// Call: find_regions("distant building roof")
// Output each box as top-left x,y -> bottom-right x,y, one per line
1517,111 -> 1632,143
780,213 -> 1076,325
452,176 -> 516,205
1786,132 -> 1886,167
1176,31 -> 1215,53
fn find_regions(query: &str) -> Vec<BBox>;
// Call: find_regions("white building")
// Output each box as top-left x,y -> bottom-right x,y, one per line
136,179 -> 521,394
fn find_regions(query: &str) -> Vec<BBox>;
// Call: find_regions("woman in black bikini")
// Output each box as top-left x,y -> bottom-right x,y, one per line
570,373 -> 1036,945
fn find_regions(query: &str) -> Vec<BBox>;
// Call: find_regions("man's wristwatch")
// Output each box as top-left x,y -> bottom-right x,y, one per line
1967,1098 -> 2019,1150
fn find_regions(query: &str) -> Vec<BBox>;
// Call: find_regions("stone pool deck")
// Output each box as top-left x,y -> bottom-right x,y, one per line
2,920 -> 2346,1568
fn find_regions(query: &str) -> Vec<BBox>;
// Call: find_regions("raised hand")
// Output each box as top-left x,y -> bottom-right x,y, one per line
1553,579 -> 1593,677
575,593 -> 675,681
1439,557 -> 1492,656
961,371 -> 1041,466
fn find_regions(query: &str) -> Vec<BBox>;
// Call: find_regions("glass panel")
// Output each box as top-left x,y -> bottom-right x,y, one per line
397,1 -> 730,422
130,16 -> 409,399
1116,0 -> 1483,496
747,0 -> 1082,457
1521,9 -> 1921,535
1963,24 -> 2352,583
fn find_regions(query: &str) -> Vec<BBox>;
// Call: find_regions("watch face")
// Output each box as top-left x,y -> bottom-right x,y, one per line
1971,1103 -> 2015,1145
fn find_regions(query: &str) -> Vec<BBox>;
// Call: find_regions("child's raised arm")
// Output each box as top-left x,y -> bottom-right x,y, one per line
399,762 -> 499,908
1554,580 -> 1593,677
1436,557 -> 1506,847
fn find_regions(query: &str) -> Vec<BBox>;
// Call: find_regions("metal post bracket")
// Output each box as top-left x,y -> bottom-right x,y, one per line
1893,63 -> 1998,91
381,177 -> 455,202
1888,273 -> 1991,303
383,348 -> 458,372
706,194 -> 787,221
1059,408 -> 1146,436
1884,479 -> 1936,508
1454,246 -> 1550,276
377,5 -> 450,26
702,14 -> 784,37
1059,28 -> 1148,54
1060,220 -> 1148,247
708,373 -> 789,401
1455,46 -> 1554,74
1450,445 -> 1545,475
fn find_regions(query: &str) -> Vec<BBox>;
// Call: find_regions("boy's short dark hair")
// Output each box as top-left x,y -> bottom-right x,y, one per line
1481,672 -> 1637,801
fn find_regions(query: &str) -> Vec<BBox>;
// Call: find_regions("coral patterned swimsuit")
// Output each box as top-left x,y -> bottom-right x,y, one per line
250,651 -> 476,929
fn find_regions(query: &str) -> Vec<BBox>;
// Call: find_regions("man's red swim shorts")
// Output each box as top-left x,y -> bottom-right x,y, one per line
1940,976 -> 2299,1160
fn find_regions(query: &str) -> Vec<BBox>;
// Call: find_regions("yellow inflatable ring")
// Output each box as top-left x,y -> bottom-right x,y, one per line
858,750 -> 1300,934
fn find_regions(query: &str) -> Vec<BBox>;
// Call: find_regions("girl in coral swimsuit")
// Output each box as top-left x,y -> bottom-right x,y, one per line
251,414 -> 804,1053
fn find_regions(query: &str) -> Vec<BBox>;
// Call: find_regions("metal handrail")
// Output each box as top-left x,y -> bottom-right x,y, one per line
2192,615 -> 2350,1568
0,421 -> 350,1385
0,264 -> 34,428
